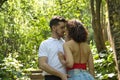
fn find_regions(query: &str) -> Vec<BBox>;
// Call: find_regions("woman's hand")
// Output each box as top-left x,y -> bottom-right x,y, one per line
58,52 -> 66,65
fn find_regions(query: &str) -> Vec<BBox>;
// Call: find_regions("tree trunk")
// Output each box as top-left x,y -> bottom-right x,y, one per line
107,0 -> 120,79
101,1 -> 108,41
90,0 -> 106,53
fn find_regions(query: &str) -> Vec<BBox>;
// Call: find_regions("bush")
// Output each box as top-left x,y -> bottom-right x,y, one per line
0,52 -> 30,80
90,41 -> 117,80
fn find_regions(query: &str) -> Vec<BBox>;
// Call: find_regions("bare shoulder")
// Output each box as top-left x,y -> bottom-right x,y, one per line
85,43 -> 90,49
63,40 -> 72,46
80,42 -> 91,51
85,43 -> 91,51
81,42 -> 90,47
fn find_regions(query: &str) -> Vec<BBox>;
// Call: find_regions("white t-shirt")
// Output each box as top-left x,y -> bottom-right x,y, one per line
38,37 -> 66,75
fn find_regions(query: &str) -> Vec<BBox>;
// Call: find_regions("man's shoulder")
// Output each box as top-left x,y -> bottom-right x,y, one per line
41,37 -> 65,44
40,37 -> 53,45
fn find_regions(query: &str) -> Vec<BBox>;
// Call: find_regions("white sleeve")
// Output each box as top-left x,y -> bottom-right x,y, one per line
38,42 -> 48,57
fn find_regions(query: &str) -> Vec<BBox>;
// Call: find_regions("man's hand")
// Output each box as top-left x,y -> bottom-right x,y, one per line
59,73 -> 68,80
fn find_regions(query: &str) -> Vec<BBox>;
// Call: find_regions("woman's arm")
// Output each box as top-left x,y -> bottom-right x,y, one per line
58,52 -> 66,65
88,51 -> 95,77
63,43 -> 74,68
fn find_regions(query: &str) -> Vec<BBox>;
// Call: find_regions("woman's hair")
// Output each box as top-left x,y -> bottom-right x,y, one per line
66,19 -> 88,43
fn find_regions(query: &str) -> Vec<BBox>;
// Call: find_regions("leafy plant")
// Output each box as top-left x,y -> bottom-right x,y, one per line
0,52 -> 30,80
90,41 -> 117,80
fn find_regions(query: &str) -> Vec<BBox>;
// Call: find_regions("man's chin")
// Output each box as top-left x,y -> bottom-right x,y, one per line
58,34 -> 65,38
59,35 -> 64,38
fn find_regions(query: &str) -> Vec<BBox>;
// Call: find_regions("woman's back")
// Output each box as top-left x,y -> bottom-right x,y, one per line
67,40 -> 90,64
65,40 -> 94,80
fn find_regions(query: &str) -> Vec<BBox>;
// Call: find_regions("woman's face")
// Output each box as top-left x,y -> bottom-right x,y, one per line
64,27 -> 71,41
65,28 -> 69,36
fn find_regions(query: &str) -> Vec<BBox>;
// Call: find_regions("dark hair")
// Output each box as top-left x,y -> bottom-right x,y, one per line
66,19 -> 88,43
49,16 -> 66,29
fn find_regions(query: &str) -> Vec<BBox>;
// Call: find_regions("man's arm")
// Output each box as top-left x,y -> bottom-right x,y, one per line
38,57 -> 67,80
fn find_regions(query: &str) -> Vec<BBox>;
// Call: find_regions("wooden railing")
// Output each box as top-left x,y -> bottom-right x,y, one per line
27,70 -> 44,80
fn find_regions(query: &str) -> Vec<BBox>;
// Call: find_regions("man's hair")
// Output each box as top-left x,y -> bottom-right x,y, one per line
66,19 -> 88,43
49,16 -> 66,29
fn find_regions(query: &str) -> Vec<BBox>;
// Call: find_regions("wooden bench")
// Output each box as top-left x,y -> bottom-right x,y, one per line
28,70 -> 44,80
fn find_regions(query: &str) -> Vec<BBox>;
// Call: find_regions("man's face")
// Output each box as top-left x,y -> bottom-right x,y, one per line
54,22 -> 66,37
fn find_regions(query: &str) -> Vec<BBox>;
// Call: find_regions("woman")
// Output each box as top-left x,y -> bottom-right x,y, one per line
58,19 -> 95,80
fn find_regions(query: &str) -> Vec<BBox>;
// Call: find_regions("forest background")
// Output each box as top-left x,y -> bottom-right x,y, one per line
0,0 -> 120,80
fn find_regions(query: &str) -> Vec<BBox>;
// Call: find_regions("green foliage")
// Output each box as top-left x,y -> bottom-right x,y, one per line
90,41 -> 117,80
0,0 -> 117,79
0,0 -> 50,68
0,0 -> 91,68
0,52 -> 30,80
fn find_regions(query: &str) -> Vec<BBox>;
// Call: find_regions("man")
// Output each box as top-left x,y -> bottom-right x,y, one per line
38,16 -> 67,80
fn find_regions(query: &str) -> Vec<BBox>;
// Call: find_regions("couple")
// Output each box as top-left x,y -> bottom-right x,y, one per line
38,16 -> 95,80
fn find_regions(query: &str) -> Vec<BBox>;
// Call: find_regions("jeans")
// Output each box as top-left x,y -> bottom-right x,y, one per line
68,69 -> 94,80
45,75 -> 61,80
